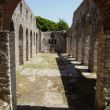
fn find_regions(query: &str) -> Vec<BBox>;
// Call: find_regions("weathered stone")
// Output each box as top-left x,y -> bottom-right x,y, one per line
12,0 -> 40,68
0,100 -> 10,110
41,31 -> 66,53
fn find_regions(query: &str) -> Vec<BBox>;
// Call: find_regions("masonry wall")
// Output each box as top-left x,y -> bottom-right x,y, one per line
67,0 -> 102,71
12,0 -> 40,68
41,31 -> 66,53
66,0 -> 110,110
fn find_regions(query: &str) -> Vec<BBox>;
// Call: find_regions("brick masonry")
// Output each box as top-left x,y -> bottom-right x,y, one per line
66,0 -> 110,110
0,0 -> 67,109
12,0 -> 40,68
0,0 -> 110,110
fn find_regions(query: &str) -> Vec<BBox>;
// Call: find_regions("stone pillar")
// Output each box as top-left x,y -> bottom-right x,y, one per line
81,24 -> 85,64
96,31 -> 110,110
39,31 -> 41,52
76,30 -> 78,60
72,30 -> 77,59
0,31 -> 16,110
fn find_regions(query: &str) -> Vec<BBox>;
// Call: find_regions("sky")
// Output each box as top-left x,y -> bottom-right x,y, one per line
25,0 -> 83,27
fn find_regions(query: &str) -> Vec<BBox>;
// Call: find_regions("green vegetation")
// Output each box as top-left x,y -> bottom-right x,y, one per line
57,19 -> 69,31
36,16 -> 69,32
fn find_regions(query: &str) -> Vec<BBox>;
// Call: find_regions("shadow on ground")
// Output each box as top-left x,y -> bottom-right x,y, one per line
56,53 -> 96,110
17,105 -> 70,110
17,53 -> 96,110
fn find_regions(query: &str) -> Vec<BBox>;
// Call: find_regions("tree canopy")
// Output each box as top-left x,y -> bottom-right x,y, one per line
57,19 -> 69,31
36,16 -> 69,32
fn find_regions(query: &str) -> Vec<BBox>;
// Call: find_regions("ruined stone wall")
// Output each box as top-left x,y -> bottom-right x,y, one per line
66,0 -> 110,110
41,32 -> 51,53
12,0 -> 40,68
0,31 -> 16,110
41,31 -> 66,53
0,0 -> 110,110
0,0 -> 41,109
67,0 -> 102,71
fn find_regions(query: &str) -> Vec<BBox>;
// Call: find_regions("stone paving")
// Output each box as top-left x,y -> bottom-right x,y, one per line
16,53 -> 96,110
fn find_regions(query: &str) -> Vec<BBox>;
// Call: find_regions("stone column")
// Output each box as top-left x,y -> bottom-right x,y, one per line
96,31 -> 110,110
0,31 -> 16,110
81,24 -> 84,64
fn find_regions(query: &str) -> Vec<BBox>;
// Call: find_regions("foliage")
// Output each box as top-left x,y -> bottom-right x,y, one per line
36,16 -> 69,32
57,19 -> 69,31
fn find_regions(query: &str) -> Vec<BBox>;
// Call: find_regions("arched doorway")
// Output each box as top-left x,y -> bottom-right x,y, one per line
19,24 -> 24,65
26,29 -> 29,61
30,31 -> 32,58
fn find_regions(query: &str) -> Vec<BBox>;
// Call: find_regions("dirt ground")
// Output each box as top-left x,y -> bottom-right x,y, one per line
16,53 -> 96,110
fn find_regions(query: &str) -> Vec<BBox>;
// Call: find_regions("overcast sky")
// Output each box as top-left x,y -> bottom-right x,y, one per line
25,0 -> 83,27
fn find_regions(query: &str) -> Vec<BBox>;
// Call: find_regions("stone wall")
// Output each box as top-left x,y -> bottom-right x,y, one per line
66,0 -> 110,110
12,0 -> 40,68
0,1 -> 41,109
67,0 -> 102,71
0,31 -> 15,110
0,0 -> 110,110
41,31 -> 66,53
41,32 -> 51,53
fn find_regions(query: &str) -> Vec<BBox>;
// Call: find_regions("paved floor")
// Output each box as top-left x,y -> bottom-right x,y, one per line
16,53 -> 96,110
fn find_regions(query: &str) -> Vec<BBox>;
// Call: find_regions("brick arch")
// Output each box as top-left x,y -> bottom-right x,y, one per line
0,0 -> 110,31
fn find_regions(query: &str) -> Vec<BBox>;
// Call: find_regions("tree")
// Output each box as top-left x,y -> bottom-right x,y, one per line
36,16 -> 69,32
36,16 -> 57,32
57,19 -> 69,31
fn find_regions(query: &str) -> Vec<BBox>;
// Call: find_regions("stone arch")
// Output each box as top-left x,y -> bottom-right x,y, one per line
30,30 -> 32,58
26,29 -> 29,61
19,24 -> 24,65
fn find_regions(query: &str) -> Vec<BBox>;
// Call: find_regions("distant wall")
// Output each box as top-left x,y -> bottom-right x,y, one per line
41,31 -> 66,53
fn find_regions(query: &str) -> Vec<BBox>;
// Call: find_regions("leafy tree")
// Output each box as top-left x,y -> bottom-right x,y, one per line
36,16 -> 69,32
36,16 -> 57,32
57,19 -> 69,31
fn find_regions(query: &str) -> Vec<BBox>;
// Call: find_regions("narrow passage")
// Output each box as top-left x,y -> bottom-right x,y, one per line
17,53 -> 95,110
